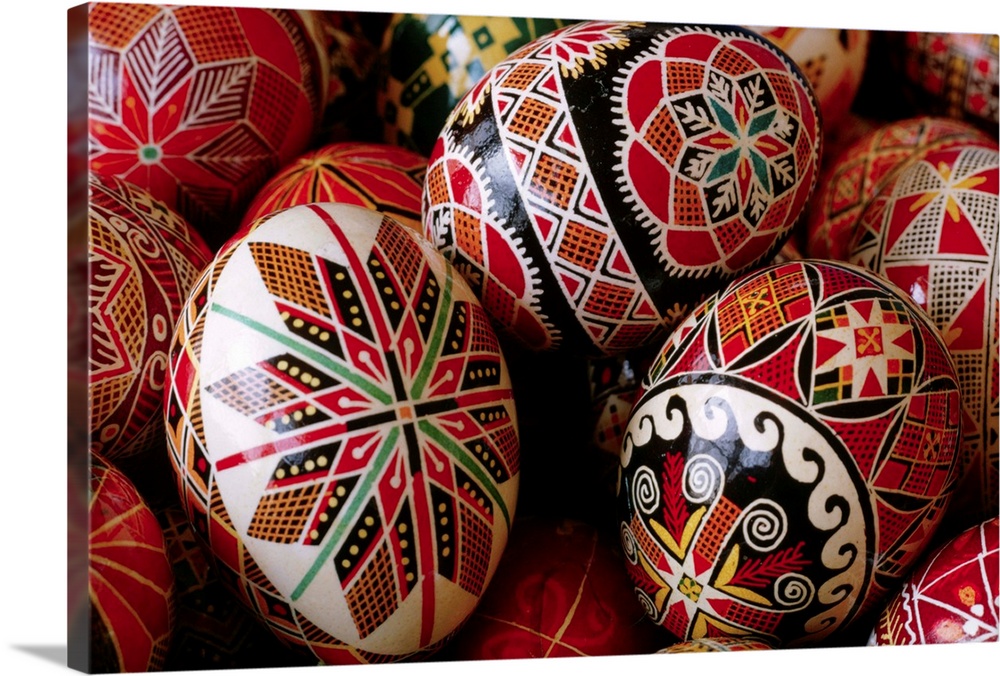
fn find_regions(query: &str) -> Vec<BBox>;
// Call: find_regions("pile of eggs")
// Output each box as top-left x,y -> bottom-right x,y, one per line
73,5 -> 998,672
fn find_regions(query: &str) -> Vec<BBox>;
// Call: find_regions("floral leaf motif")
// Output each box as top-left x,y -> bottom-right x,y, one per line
724,540 -> 810,589
675,100 -> 714,133
707,71 -> 731,102
771,109 -> 796,140
742,75 -> 767,113
684,149 -> 715,181
88,48 -> 120,121
712,180 -> 738,218
748,183 -> 769,221
183,62 -> 254,127
771,156 -> 796,189
661,452 -> 690,540
125,11 -> 193,110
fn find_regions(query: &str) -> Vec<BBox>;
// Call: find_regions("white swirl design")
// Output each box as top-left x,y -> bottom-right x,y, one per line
635,589 -> 658,620
633,466 -> 660,515
620,523 -> 638,564
774,573 -> 815,610
741,499 -> 787,553
682,453 -> 724,504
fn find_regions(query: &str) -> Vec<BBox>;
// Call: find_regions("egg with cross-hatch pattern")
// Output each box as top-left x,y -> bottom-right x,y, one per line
164,202 -> 520,664
617,259 -> 962,648
423,21 -> 822,358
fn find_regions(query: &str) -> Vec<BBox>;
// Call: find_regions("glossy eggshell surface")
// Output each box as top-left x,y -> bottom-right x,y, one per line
241,142 -> 427,233
89,173 -> 213,462
850,145 -> 1000,523
88,4 -> 327,249
871,516 -> 998,645
164,203 -> 519,664
804,116 -> 996,261
617,260 -> 962,647
445,517 -> 663,660
423,22 -> 821,357
89,454 -> 175,673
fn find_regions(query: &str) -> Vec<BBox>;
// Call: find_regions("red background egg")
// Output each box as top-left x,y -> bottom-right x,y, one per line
871,516 -> 998,645
89,454 -> 175,673
444,516 -> 663,660
87,3 -> 328,249
88,173 -> 213,464
241,142 -> 427,233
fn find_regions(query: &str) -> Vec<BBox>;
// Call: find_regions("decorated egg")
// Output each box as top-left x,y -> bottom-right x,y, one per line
89,173 -> 213,463
444,516 -> 663,660
870,515 -> 998,645
88,3 -> 328,249
849,145 -> 1000,524
156,506 -> 314,671
423,21 -> 822,356
241,142 -> 427,233
376,14 -> 575,156
89,453 -> 175,673
658,636 -> 774,652
746,27 -> 870,133
617,259 -> 962,647
804,116 -> 996,261
164,203 -> 520,664
897,32 -> 999,128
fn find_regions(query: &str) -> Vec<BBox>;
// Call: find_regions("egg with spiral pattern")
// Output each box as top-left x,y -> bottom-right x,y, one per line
617,259 -> 962,647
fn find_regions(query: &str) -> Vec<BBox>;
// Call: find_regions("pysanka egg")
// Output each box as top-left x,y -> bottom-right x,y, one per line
89,173 -> 213,463
870,515 -> 998,645
241,142 -> 428,233
617,260 -> 962,647
89,453 -> 175,673
87,3 -> 328,249
849,145 -> 1000,524
804,116 -> 995,261
164,203 -> 520,664
423,21 -> 822,356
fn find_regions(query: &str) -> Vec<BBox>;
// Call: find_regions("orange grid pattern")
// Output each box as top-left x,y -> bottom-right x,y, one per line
89,4 -> 161,48
248,63 -> 299,145
425,163 -> 451,206
673,176 -> 707,225
557,221 -> 608,271
376,219 -> 424,290
249,242 -> 332,318
645,106 -> 685,166
584,281 -> 635,319
666,61 -> 706,94
711,45 -> 756,76
346,542 -> 399,638
509,97 -> 558,142
500,62 -> 545,91
458,504 -> 492,596
693,495 -> 740,564
454,211 -> 485,264
247,483 -> 325,543
530,154 -> 579,210
174,6 -> 251,62
468,304 -> 501,354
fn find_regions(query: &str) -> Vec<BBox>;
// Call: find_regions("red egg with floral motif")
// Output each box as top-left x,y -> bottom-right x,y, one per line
165,203 -> 519,664
804,116 -> 995,261
423,21 -> 821,357
89,453 -> 175,673
618,260 -> 962,647
89,173 -> 213,463
88,3 -> 328,249
241,142 -> 427,233
871,516 -> 998,645
849,145 -> 1000,524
